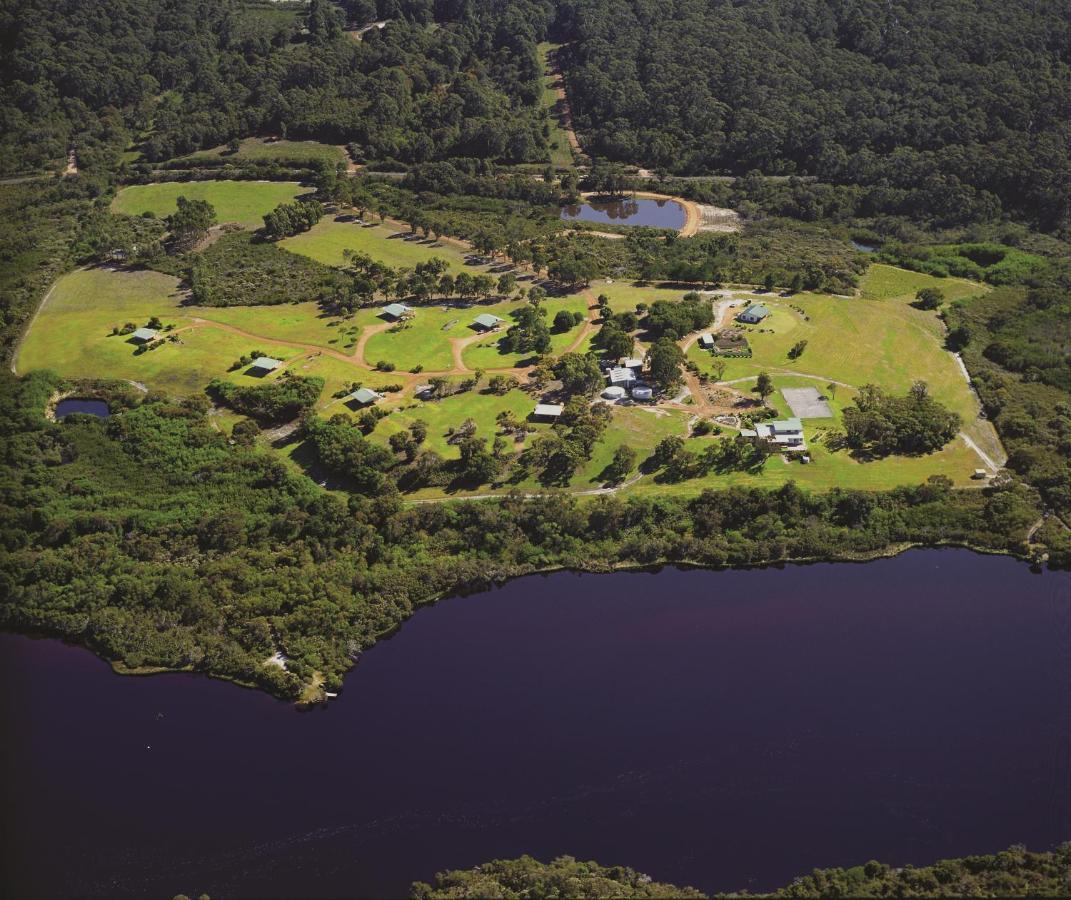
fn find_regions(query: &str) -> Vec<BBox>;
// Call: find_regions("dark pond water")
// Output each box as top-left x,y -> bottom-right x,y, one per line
54,398 -> 110,419
561,197 -> 686,229
3,549 -> 1071,899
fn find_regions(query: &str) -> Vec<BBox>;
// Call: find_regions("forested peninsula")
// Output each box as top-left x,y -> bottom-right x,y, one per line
2,0 -> 1071,702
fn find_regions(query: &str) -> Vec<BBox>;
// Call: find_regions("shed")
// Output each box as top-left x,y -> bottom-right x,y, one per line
631,385 -> 653,401
250,356 -> 282,373
608,367 -> 637,386
131,327 -> 157,343
472,313 -> 505,331
381,302 -> 413,320
347,387 -> 383,407
619,357 -> 644,371
698,333 -> 715,349
602,385 -> 627,400
532,403 -> 563,421
737,304 -> 770,324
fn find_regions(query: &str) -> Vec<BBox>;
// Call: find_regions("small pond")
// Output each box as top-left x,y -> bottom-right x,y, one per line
561,197 -> 686,229
55,398 -> 110,419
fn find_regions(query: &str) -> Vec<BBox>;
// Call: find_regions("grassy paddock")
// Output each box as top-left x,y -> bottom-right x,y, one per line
111,180 -> 309,228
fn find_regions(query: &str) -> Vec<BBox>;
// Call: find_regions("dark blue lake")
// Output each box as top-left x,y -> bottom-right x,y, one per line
561,197 -> 686,229
55,398 -> 110,418
2,549 -> 1070,899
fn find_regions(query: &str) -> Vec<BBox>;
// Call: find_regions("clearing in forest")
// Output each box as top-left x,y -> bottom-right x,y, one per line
111,180 -> 309,228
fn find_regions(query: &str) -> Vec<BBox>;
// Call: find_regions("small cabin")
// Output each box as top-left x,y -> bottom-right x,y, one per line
698,333 -> 715,349
131,327 -> 158,344
249,356 -> 282,375
532,403 -> 563,422
737,304 -> 770,324
381,302 -> 414,321
347,387 -> 383,407
472,313 -> 505,331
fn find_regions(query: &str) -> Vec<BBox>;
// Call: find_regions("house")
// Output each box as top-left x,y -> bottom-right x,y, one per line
249,356 -> 282,374
737,304 -> 770,324
131,327 -> 158,343
698,333 -> 715,349
608,367 -> 637,387
742,417 -> 806,450
472,313 -> 505,331
347,387 -> 383,407
532,403 -> 563,421
380,302 -> 413,321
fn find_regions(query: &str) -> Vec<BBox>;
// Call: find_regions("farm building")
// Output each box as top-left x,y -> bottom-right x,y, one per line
380,302 -> 414,321
737,304 -> 770,324
131,327 -> 158,343
698,333 -> 715,349
602,385 -> 627,400
608,367 -> 637,387
619,357 -> 644,371
249,356 -> 282,374
472,313 -> 505,331
741,417 -> 805,450
631,385 -> 653,400
347,387 -> 383,407
532,403 -> 563,421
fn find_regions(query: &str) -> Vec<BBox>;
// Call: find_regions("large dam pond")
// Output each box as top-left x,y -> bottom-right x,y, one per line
2,549 -> 1070,898
560,196 -> 686,229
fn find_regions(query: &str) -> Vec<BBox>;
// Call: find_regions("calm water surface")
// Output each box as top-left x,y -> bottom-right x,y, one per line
561,198 -> 686,229
54,398 -> 110,418
2,549 -> 1071,899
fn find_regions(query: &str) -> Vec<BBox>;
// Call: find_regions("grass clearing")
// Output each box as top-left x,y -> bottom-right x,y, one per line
858,263 -> 986,304
111,180 -> 308,228
281,218 -> 477,275
538,42 -> 575,169
173,139 -> 345,168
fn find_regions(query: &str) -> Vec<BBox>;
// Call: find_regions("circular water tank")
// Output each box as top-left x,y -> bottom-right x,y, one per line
602,386 -> 626,400
631,386 -> 653,400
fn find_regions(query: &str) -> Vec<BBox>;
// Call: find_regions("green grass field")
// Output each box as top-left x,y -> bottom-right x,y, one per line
282,218 -> 478,275
173,139 -> 346,168
538,42 -> 576,169
111,180 -> 309,228
858,263 -> 986,304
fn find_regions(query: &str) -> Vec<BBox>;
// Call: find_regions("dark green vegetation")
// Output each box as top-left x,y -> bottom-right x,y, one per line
560,0 -> 1071,231
1,0 -> 556,176
0,369 -> 1044,699
208,374 -> 324,424
843,384 -> 961,457
878,242 -> 1048,285
412,844 -> 1071,898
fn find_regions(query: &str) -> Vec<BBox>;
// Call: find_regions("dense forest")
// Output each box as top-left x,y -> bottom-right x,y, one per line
559,0 -> 1071,230
412,844 -> 1071,898
0,0 -> 554,175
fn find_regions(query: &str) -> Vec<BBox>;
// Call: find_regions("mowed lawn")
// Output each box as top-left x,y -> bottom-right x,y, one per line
282,218 -> 478,276
688,290 -> 978,420
17,267 -> 307,394
111,180 -> 309,228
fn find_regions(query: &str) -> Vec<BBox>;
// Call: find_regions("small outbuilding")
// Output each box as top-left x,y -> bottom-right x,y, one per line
698,333 -> 715,349
347,387 -> 383,407
472,313 -> 505,331
738,304 -> 770,324
619,357 -> 644,371
631,385 -> 653,401
131,327 -> 158,343
249,356 -> 282,374
532,403 -> 563,421
602,385 -> 627,400
381,302 -> 414,321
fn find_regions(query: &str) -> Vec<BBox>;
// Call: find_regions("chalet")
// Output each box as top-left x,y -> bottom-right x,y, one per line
249,356 -> 282,374
698,333 -> 715,349
347,387 -> 383,407
532,403 -> 563,422
741,417 -> 806,450
380,302 -> 414,321
472,313 -> 505,331
737,304 -> 770,324
131,327 -> 158,344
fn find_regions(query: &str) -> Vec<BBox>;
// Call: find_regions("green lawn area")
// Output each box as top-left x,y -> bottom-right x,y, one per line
281,218 -> 477,275
111,180 -> 309,228
538,42 -> 575,169
462,296 -> 591,369
192,302 -> 381,354
688,290 -> 978,420
174,139 -> 345,168
362,305 -> 479,372
858,263 -> 986,304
